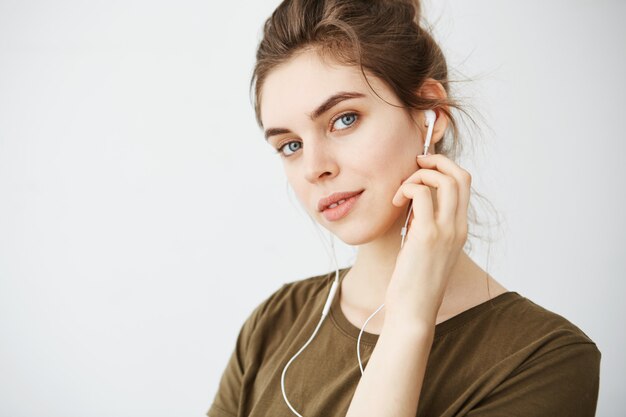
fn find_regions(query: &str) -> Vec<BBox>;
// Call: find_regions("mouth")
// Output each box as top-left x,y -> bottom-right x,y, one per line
318,190 -> 364,222
318,190 -> 364,212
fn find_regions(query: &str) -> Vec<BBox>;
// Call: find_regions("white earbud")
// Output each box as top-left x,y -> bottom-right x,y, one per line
401,109 -> 438,249
423,109 -> 436,156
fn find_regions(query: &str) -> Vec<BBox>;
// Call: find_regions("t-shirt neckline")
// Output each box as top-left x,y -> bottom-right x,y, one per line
329,266 -> 521,345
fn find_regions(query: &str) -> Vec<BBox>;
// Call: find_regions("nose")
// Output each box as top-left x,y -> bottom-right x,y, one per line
303,137 -> 338,184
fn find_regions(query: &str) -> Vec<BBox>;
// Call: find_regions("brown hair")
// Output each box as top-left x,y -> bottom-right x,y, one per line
250,0 -> 500,250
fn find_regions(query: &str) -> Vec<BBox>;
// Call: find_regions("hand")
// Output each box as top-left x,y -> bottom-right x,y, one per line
385,153 -> 472,325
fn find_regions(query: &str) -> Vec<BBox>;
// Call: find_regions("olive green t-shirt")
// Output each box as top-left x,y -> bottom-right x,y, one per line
207,267 -> 601,417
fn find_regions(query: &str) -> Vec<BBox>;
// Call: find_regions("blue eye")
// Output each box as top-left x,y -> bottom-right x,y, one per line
274,112 -> 358,158
277,141 -> 302,157
332,112 -> 358,130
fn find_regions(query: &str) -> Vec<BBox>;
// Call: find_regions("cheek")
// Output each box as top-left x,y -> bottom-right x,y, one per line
363,124 -> 419,180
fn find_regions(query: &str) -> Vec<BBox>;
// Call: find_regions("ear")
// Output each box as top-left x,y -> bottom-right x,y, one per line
413,78 -> 449,148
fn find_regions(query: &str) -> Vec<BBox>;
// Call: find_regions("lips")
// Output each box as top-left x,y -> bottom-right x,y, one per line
318,190 -> 364,212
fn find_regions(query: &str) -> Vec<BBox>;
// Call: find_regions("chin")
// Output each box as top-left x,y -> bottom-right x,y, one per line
323,214 -> 400,247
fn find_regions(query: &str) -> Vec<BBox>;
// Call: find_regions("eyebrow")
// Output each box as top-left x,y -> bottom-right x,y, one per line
264,91 -> 366,141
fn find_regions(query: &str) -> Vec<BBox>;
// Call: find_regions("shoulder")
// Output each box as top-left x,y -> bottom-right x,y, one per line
259,269 -> 335,314
441,291 -> 601,371
511,293 -> 601,365
494,293 -> 598,348
240,268 -> 338,334
273,269 -> 335,303
230,268 -> 339,364
499,296 -> 601,415
208,271 -> 336,417
448,293 -> 601,415
481,292 -> 601,382
442,291 -> 597,347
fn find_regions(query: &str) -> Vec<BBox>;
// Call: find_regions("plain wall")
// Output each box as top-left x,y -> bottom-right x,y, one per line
1,0 -> 624,416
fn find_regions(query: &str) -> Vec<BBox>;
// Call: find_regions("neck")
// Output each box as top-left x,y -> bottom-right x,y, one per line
344,205 -> 412,307
343,209 -> 492,318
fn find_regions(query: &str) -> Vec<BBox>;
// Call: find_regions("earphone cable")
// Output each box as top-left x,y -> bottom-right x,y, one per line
281,231 -> 341,417
280,310 -> 328,417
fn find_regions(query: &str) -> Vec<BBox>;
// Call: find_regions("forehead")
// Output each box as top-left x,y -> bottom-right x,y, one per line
259,50 -> 396,127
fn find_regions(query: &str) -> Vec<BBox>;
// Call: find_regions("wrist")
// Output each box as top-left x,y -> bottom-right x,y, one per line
383,294 -> 441,327
382,309 -> 436,337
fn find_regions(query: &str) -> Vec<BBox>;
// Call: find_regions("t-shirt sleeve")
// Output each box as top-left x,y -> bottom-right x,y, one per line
466,342 -> 601,417
206,285 -> 286,417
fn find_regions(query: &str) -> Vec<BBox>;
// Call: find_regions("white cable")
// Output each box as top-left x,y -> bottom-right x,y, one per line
280,307 -> 329,417
400,201 -> 412,248
357,302 -> 385,374
281,234 -> 340,416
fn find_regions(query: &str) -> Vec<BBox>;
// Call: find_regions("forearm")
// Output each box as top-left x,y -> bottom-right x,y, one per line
345,316 -> 435,417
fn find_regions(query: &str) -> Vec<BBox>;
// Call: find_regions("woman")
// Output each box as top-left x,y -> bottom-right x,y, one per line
208,0 -> 600,416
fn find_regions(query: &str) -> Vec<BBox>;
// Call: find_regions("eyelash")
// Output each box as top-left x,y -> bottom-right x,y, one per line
274,111 -> 360,157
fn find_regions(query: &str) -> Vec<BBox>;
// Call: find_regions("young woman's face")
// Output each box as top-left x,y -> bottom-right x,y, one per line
260,49 -> 427,245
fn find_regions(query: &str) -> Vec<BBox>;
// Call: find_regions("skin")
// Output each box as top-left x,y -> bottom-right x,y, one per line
260,48 -> 508,415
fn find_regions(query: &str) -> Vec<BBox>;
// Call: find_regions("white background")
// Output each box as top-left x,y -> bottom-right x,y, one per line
1,0 -> 624,416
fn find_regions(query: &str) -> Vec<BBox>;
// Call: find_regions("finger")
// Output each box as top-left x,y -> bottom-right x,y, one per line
393,182 -> 435,229
415,154 -> 471,228
400,168 -> 458,226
